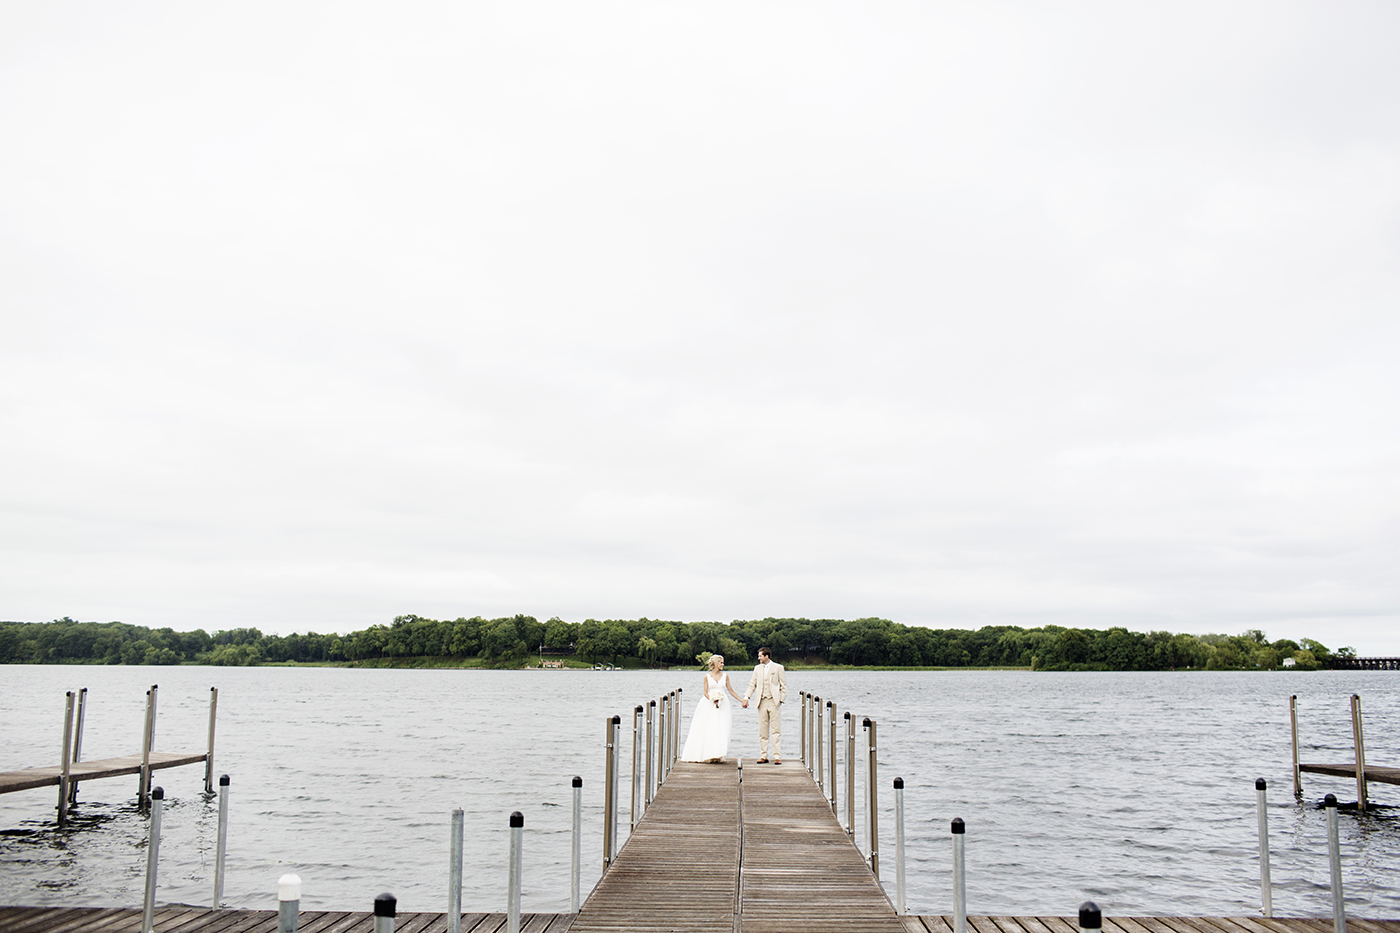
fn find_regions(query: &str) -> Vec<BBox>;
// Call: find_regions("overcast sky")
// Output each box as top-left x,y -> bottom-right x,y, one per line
3,2 -> 1398,654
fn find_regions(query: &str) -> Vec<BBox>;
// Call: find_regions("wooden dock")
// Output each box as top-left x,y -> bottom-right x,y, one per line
0,752 -> 212,796
6,909 -> 1397,933
1296,763 -> 1400,787
6,756 -> 1399,932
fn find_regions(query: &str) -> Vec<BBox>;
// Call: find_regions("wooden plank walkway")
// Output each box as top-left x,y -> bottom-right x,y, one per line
1297,763 -> 1400,787
0,752 -> 210,796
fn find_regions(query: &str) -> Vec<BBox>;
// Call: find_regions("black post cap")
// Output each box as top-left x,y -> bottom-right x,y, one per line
374,893 -> 396,917
220,774 -> 230,786
894,777 -> 904,789
635,705 -> 643,713
1079,901 -> 1101,929
649,700 -> 656,707
863,717 -> 872,727
1256,778 -> 1267,791
510,811 -> 524,828
152,787 -> 164,800
844,711 -> 851,720
572,775 -> 583,787
951,817 -> 965,834
826,701 -> 833,707
676,687 -> 682,693
1325,793 -> 1338,807
611,715 -> 621,724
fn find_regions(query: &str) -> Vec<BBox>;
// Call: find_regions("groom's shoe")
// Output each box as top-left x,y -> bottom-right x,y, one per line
773,758 -> 782,765
756,758 -> 768,763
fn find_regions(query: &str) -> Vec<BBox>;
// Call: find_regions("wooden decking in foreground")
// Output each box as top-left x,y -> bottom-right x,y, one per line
0,752 -> 211,796
5,762 -> 1399,932
5,907 -> 1399,933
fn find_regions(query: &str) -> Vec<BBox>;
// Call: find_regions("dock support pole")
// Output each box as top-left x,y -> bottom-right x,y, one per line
69,687 -> 87,805
1290,695 -> 1302,799
657,695 -> 667,786
374,893 -> 396,933
1325,794 -> 1345,933
142,787 -> 164,933
58,691 -> 75,826
205,687 -> 219,794
951,818 -> 966,933
827,701 -> 837,813
1079,901 -> 1101,933
815,697 -> 824,792
844,712 -> 855,838
894,777 -> 906,914
1350,694 -> 1367,812
213,775 -> 230,908
278,874 -> 301,933
139,685 -> 158,812
1255,778 -> 1272,917
571,776 -> 582,913
673,689 -> 682,770
864,718 -> 879,878
508,811 -> 524,933
800,692 -> 808,767
645,701 -> 655,808
631,707 -> 642,831
611,715 -> 622,853
604,716 -> 618,868
449,808 -> 464,933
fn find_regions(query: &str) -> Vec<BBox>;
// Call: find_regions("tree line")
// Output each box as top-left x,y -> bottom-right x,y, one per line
0,615 -> 1353,671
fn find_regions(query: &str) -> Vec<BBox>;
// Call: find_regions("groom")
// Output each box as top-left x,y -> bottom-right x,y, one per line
743,647 -> 787,764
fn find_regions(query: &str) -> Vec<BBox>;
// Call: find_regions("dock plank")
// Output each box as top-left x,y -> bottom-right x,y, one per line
0,752 -> 210,795
1296,763 -> 1400,786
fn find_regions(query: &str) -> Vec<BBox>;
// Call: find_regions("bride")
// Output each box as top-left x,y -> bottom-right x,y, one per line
680,654 -> 747,763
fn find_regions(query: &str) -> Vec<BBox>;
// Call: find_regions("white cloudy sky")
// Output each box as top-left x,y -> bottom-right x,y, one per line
3,2 -> 1398,654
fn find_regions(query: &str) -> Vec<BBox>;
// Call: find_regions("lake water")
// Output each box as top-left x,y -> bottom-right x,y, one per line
1,666 -> 1397,919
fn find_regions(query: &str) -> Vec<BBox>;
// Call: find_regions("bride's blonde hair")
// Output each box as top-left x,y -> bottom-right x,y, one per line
709,655 -> 724,670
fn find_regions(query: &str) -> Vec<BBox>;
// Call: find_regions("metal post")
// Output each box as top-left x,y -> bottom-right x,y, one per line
205,687 -> 219,794
815,697 -> 824,791
508,811 -> 524,933
571,776 -> 582,913
139,685 -> 157,811
631,707 -> 642,831
278,874 -> 301,933
141,787 -> 164,933
952,818 -> 966,933
69,687 -> 87,805
610,715 -> 622,856
1350,694 -> 1368,812
894,777 -> 906,915
645,701 -> 655,807
58,691 -> 75,826
449,809 -> 464,933
213,775 -> 230,908
603,717 -> 617,868
800,692 -> 808,766
1255,778 -> 1272,917
1290,695 -> 1302,798
1325,794 -> 1345,933
672,690 -> 682,769
374,893 -> 396,933
864,718 -> 878,878
827,701 -> 837,812
1079,901 -> 1101,933
844,712 -> 855,838
657,695 -> 667,786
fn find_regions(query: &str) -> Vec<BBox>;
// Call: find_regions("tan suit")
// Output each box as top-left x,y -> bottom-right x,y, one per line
743,659 -> 787,760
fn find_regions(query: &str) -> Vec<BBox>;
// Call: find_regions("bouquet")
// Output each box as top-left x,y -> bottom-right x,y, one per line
709,693 -> 722,708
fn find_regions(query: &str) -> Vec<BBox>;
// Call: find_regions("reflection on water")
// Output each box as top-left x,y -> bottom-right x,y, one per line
1,666 -> 1397,917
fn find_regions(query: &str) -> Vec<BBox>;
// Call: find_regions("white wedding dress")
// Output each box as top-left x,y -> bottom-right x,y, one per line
680,672 -> 733,762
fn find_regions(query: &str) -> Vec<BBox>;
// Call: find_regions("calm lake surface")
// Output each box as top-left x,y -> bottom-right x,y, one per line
2,666 -> 1397,918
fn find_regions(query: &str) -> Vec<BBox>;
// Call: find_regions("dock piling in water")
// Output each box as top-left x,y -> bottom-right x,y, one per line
894,776 -> 906,914
449,808 -> 464,933
142,787 -> 164,933
373,893 -> 396,933
630,706 -> 642,831
1256,777 -> 1272,917
1079,901 -> 1101,933
205,687 -> 219,794
1326,793 -> 1346,933
864,717 -> 879,878
571,776 -> 582,913
69,687 -> 87,805
507,812 -> 523,933
214,774 -> 230,908
58,691 -> 75,826
827,700 -> 837,813
278,873 -> 301,933
1351,694 -> 1368,811
952,817 -> 967,933
844,711 -> 855,838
